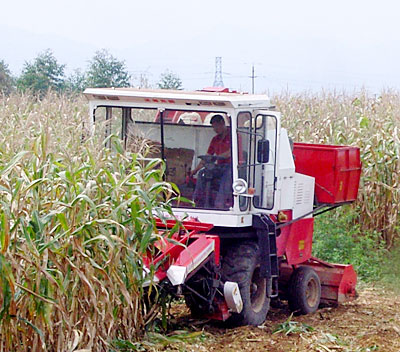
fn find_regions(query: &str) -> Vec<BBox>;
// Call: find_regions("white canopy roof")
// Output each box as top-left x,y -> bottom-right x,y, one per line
83,88 -> 272,109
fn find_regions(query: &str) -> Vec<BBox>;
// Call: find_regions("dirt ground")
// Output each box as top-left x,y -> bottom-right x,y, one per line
158,284 -> 400,352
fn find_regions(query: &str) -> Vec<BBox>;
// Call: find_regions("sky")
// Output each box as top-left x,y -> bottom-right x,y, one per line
2,0 -> 400,93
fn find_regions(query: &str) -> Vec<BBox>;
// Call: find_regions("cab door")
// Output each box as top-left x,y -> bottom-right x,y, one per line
250,111 -> 279,210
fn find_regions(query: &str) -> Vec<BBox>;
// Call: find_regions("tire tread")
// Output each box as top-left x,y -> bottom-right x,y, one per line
222,241 -> 270,326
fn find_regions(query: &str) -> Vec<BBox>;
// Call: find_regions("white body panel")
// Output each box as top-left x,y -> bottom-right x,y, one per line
174,209 -> 253,227
277,128 -> 296,211
292,173 -> 315,219
224,282 -> 243,313
84,88 -> 272,109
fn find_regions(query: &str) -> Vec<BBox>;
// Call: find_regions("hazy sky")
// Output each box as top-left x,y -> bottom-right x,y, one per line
2,0 -> 400,93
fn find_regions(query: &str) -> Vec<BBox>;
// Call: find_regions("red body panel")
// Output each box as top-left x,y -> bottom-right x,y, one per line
293,143 -> 361,204
277,218 -> 314,265
143,232 -> 190,281
200,87 -> 238,93
144,219 -> 219,282
155,219 -> 214,232
192,234 -> 220,265
154,110 -> 210,124
173,235 -> 217,268
206,299 -> 230,321
280,258 -> 357,304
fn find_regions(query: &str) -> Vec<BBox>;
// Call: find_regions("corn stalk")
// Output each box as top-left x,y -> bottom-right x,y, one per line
274,89 -> 400,248
0,93 -> 179,351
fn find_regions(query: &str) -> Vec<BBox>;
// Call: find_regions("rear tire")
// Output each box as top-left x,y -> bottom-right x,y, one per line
288,266 -> 321,315
222,242 -> 270,326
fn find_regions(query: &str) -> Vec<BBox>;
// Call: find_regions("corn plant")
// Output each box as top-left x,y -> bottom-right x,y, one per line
272,314 -> 314,335
0,93 -> 181,351
1,89 -> 399,350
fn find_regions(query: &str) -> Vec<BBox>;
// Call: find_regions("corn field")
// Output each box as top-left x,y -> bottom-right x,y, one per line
0,93 -> 179,351
275,89 -> 400,248
0,90 -> 399,351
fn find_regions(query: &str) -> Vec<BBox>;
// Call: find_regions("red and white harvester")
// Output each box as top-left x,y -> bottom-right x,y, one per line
84,87 -> 361,325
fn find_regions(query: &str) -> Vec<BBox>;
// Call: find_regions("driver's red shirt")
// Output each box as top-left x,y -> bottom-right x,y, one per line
207,132 -> 243,165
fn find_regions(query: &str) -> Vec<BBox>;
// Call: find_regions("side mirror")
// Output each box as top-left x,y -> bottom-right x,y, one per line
257,139 -> 270,163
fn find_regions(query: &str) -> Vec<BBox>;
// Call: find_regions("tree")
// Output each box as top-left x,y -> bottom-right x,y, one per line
0,60 -> 15,95
65,69 -> 87,93
85,49 -> 131,88
133,73 -> 151,89
157,70 -> 183,90
17,49 -> 66,95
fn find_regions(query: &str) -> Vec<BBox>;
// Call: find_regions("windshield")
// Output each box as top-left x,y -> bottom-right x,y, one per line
94,107 -> 233,210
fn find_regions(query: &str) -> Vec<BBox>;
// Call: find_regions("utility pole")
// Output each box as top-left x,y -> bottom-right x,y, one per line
250,64 -> 257,94
213,57 -> 224,87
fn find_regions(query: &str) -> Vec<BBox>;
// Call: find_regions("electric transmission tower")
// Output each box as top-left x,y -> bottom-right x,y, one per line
213,57 -> 224,87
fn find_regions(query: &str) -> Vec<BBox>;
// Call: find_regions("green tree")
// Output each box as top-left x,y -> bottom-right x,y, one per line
85,49 -> 131,88
17,49 -> 65,95
65,69 -> 87,93
157,70 -> 183,90
0,60 -> 15,95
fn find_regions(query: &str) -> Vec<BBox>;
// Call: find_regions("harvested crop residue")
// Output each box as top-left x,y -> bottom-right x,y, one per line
160,285 -> 400,352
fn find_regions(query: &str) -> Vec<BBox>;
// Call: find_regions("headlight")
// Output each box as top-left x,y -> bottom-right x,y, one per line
232,179 -> 248,194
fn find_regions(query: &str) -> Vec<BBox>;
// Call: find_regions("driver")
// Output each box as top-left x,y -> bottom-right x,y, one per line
190,114 -> 232,209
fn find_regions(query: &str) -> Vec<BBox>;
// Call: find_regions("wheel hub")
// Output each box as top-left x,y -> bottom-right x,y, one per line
250,267 -> 267,313
306,277 -> 319,307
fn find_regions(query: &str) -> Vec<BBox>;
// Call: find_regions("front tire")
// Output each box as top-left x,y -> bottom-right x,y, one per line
222,242 -> 270,326
288,266 -> 321,314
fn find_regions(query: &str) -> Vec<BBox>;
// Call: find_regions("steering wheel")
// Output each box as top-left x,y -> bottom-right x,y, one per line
197,154 -> 226,164
196,154 -> 227,182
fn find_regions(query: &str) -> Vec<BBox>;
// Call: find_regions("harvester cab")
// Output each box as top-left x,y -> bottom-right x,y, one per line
84,87 -> 362,326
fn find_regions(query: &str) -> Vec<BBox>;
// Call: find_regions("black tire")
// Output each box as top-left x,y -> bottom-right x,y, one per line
288,266 -> 321,315
222,242 -> 270,326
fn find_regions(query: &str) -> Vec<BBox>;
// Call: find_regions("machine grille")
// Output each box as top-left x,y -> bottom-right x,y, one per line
294,180 -> 312,206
